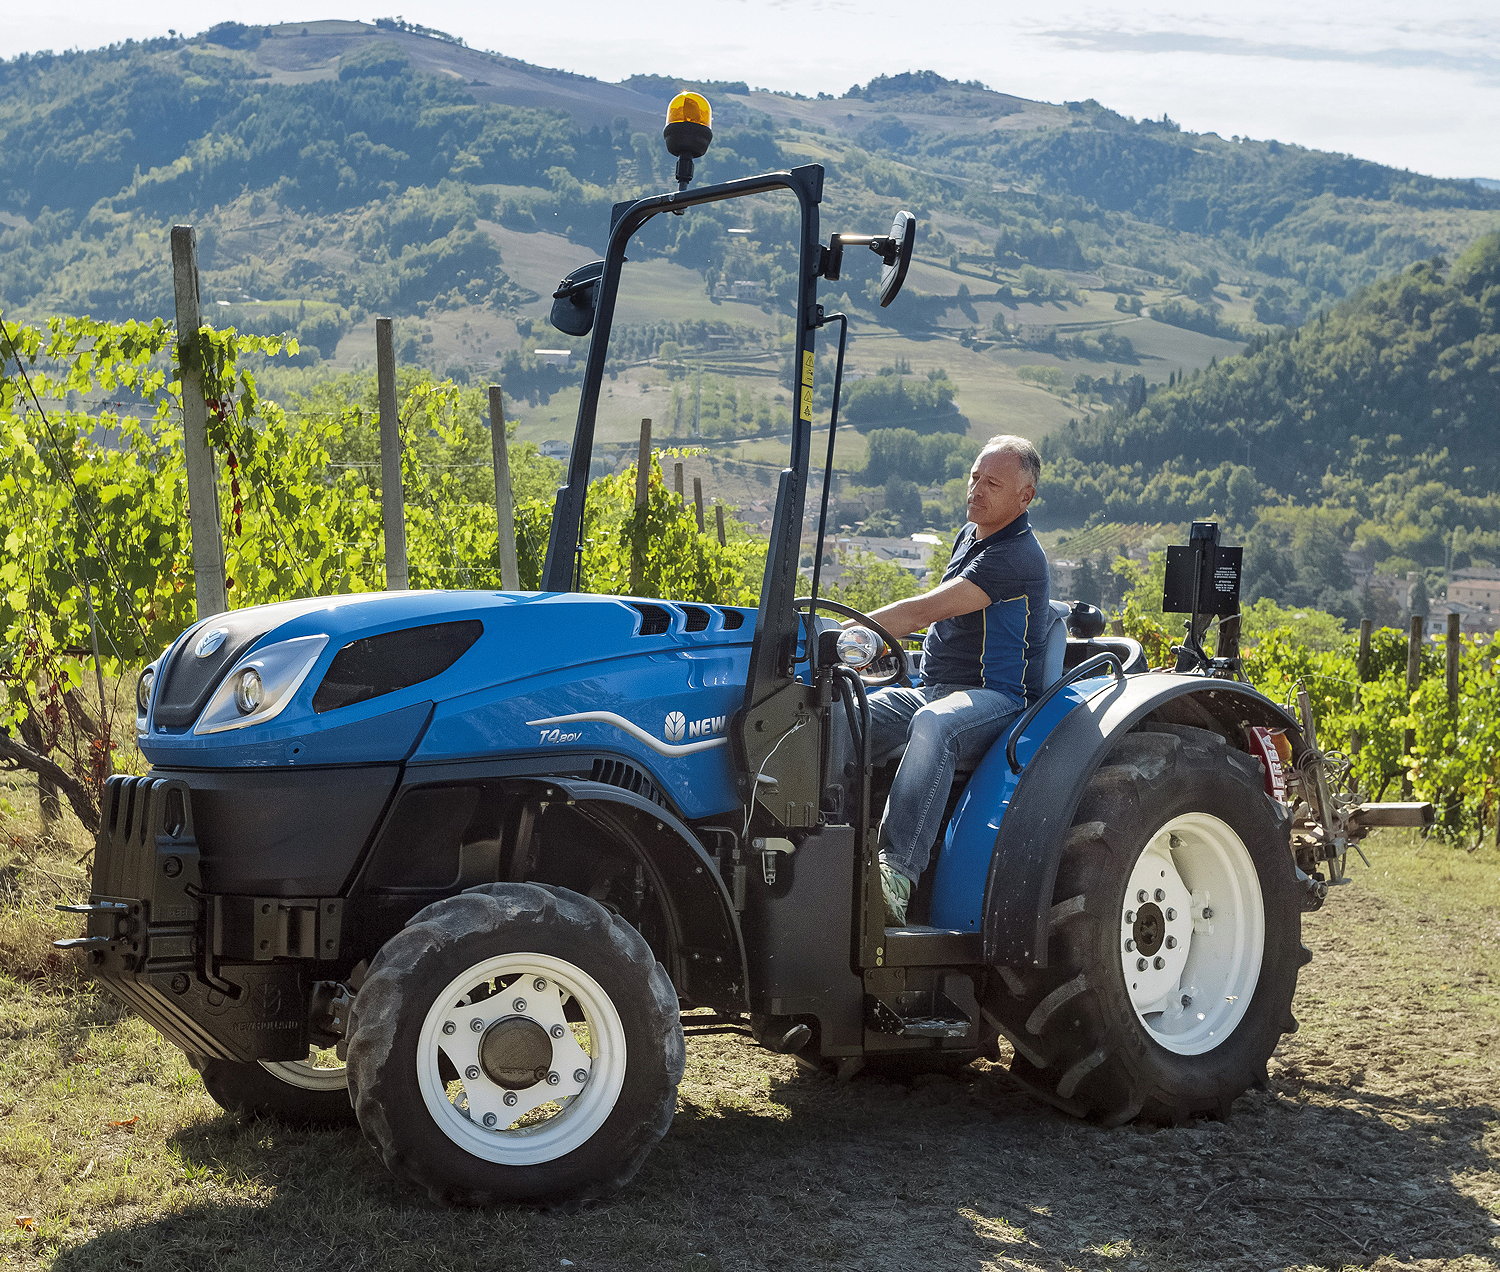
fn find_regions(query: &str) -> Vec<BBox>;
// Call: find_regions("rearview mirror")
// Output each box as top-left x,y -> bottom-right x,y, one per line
878,210 -> 916,308
549,260 -> 605,336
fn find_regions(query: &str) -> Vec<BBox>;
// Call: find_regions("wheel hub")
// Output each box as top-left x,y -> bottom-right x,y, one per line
479,1016 -> 554,1089
1131,902 -> 1166,955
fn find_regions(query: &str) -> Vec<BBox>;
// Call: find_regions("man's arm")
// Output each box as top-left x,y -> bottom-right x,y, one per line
862,577 -> 991,640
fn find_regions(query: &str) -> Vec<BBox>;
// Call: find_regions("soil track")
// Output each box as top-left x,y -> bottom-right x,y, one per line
25,838 -> 1500,1272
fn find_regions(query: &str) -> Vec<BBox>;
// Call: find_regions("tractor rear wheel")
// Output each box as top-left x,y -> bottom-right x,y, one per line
983,725 -> 1306,1124
346,882 -> 683,1206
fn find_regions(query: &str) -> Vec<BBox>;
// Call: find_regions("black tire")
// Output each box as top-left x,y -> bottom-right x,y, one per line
982,725 -> 1306,1125
345,882 -> 684,1206
192,1054 -> 354,1127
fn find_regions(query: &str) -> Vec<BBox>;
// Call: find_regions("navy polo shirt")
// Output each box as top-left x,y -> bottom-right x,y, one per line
919,512 -> 1051,701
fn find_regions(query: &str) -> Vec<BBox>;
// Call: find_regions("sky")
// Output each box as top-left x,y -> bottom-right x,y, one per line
2,1 -> 1496,181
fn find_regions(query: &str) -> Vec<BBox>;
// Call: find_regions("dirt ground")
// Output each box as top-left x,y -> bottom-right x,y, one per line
7,833 -> 1499,1272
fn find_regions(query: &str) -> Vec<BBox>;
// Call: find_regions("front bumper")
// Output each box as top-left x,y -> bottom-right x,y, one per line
59,774 -> 332,1063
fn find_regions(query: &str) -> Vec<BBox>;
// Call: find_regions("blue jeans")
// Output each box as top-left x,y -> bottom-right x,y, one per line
867,683 -> 1024,882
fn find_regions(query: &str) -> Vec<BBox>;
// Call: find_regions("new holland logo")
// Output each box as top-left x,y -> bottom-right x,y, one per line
667,711 -> 727,740
664,711 -> 686,742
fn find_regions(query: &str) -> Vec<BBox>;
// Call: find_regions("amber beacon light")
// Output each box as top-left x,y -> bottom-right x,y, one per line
663,92 -> 713,189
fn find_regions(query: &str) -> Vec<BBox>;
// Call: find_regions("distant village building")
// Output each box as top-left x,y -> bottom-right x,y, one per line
534,349 -> 572,368
539,440 -> 570,459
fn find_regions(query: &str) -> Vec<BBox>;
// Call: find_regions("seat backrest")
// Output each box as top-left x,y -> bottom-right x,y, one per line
1040,599 -> 1071,692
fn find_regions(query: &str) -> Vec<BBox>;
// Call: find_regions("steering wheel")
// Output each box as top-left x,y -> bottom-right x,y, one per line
794,596 -> 911,688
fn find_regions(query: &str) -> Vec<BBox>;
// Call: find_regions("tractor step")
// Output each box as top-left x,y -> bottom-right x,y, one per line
879,926 -> 983,966
867,987 -> 973,1039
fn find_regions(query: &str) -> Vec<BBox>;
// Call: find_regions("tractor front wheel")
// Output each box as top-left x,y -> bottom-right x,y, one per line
985,725 -> 1306,1124
193,1051 -> 353,1126
346,882 -> 683,1206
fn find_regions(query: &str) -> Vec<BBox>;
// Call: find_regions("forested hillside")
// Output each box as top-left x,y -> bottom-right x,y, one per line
2,23 -> 1496,397
1042,232 -> 1500,616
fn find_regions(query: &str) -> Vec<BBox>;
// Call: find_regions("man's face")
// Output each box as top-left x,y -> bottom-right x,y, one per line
966,448 -> 1035,534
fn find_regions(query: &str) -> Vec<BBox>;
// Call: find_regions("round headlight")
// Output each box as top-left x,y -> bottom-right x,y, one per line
835,626 -> 883,670
233,668 -> 264,714
136,667 -> 155,714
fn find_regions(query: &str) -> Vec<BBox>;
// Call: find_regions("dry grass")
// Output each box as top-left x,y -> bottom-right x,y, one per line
3,825 -> 1497,1271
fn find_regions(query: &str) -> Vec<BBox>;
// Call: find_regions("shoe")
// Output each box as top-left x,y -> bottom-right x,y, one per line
880,859 -> 912,927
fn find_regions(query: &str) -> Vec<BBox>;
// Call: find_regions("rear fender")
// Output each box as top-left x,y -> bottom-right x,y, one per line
524,777 -> 749,1013
929,673 -> 1301,966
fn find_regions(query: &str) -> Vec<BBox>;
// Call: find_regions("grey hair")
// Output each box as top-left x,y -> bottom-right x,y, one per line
978,434 -> 1041,488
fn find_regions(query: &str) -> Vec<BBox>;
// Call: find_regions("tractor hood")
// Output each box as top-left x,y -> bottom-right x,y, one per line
138,590 -> 756,771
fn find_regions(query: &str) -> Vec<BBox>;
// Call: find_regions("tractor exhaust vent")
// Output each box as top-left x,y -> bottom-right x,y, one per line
630,603 -> 671,635
590,758 -> 667,808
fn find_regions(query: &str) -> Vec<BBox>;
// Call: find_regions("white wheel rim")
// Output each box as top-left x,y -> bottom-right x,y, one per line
1118,812 -> 1264,1055
416,951 -> 627,1166
259,1050 -> 347,1092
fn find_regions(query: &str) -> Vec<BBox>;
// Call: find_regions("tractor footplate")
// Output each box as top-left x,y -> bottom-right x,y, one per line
867,989 -> 972,1039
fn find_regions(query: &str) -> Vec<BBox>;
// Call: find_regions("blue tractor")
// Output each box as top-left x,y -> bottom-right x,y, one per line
62,95 -> 1427,1205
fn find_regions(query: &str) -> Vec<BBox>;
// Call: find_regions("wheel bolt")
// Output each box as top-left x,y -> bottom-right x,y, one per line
465,1066 -> 480,1080
1181,994 -> 1193,1007
550,1024 -> 566,1039
1125,910 -> 1136,924
1154,889 -> 1166,902
1124,939 -> 1135,952
503,1091 -> 518,1107
1136,957 -> 1148,971
574,1068 -> 588,1084
442,1021 -> 456,1035
1202,906 -> 1214,919
546,1071 -> 561,1086
483,1112 -> 497,1127
1166,936 -> 1178,949
513,998 -> 527,1013
1137,889 -> 1148,903
1153,956 -> 1166,969
1165,908 -> 1177,921
533,978 -> 547,992
470,1018 -> 484,1032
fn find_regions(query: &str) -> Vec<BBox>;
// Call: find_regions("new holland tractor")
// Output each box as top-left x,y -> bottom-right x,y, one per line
61,94 -> 1427,1206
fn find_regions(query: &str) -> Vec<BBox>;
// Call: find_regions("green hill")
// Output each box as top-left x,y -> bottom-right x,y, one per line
4,24 -> 1498,428
1040,232 -> 1500,615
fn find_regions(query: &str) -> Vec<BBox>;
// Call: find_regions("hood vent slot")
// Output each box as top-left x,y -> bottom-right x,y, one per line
630,603 -> 671,635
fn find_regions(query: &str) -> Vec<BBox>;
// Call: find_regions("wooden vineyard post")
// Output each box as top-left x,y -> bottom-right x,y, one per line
488,385 -> 519,590
630,418 -> 652,596
170,225 -> 228,618
375,318 -> 408,590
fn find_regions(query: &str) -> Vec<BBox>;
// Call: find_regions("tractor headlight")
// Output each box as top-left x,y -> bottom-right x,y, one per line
232,668 -> 264,714
194,635 -> 328,735
135,662 -> 159,730
835,626 -> 883,670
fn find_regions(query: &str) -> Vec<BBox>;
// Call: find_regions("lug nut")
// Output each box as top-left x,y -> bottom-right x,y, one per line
442,1022 -> 456,1035
546,1071 -> 561,1086
470,1018 -> 485,1032
1202,906 -> 1214,919
1181,994 -> 1193,1007
533,978 -> 547,992
1124,939 -> 1135,952
1166,936 -> 1178,949
1137,889 -> 1148,903
550,1024 -> 566,1039
1165,908 -> 1177,921
574,1068 -> 588,1084
503,1091 -> 518,1107
1154,889 -> 1166,902
513,998 -> 527,1013
1125,910 -> 1136,924
483,1112 -> 497,1127
465,1066 -> 481,1080
1153,956 -> 1166,970
1136,958 -> 1148,971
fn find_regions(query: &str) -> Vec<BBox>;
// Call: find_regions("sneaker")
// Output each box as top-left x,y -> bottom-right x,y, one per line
880,859 -> 912,927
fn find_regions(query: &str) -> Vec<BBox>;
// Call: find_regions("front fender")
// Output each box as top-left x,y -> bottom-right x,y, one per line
929,673 -> 1300,967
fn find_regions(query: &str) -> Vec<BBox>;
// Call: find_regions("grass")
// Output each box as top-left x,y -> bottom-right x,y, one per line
4,816 -> 1498,1271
